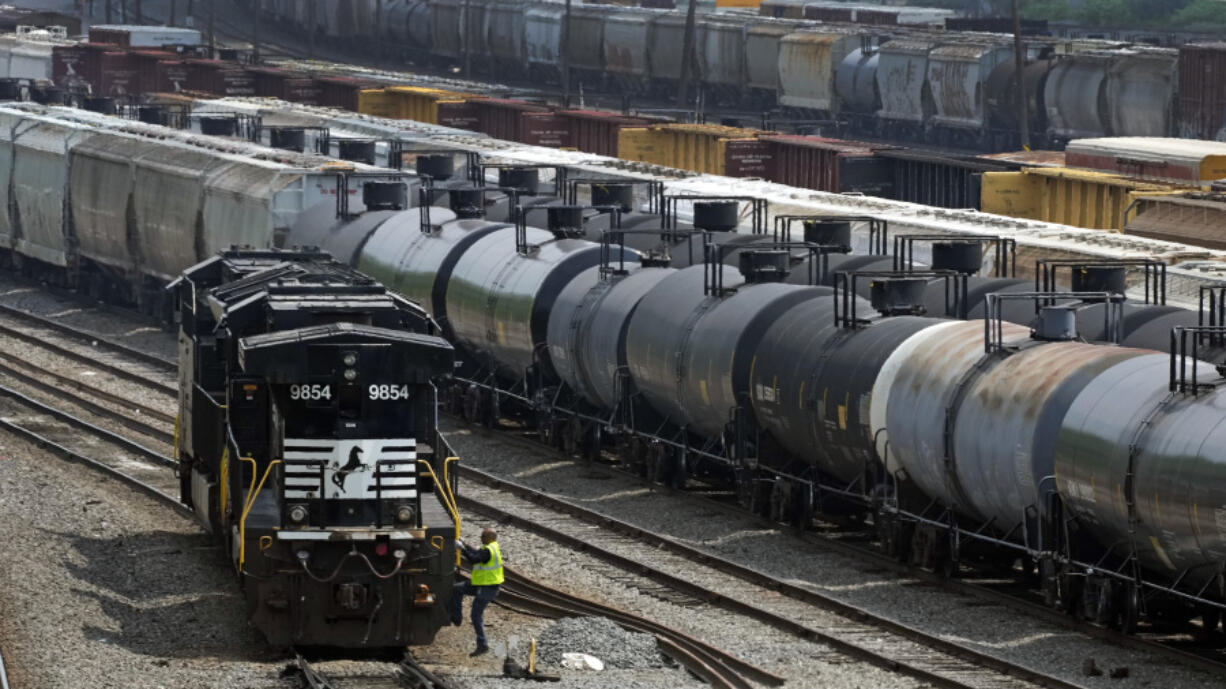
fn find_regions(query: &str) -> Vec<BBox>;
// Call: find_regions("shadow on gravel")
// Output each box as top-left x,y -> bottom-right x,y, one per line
74,587 -> 276,661
52,528 -> 231,600
41,527 -> 285,660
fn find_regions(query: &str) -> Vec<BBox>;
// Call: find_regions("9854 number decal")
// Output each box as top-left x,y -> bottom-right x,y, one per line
290,384 -> 331,400
368,384 -> 410,400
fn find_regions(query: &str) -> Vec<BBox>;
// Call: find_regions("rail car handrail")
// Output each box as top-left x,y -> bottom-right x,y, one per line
239,456 -> 282,571
1036,258 -> 1166,306
418,458 -> 462,566
894,233 -> 1016,278
1169,325 -> 1226,394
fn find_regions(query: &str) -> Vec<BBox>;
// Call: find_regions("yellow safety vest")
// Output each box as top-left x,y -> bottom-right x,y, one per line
471,541 -> 504,586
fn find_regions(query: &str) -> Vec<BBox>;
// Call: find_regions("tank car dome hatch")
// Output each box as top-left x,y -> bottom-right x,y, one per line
198,116 -> 237,137
1070,265 -> 1127,299
415,154 -> 455,181
547,205 -> 585,238
692,200 -> 740,233
268,127 -> 307,152
1032,305 -> 1079,341
337,139 -> 377,165
739,249 -> 791,284
802,220 -> 853,251
591,183 -> 635,213
83,96 -> 116,115
448,187 -> 485,219
930,241 -> 984,275
362,181 -> 408,212
498,167 -> 541,195
870,277 -> 927,316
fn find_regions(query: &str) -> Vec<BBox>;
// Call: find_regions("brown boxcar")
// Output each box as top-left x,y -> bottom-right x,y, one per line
521,112 -> 572,148
99,51 -> 138,97
469,97 -> 552,142
52,43 -> 107,92
761,134 -> 894,195
1178,43 -> 1226,141
557,110 -> 651,157
316,76 -> 370,112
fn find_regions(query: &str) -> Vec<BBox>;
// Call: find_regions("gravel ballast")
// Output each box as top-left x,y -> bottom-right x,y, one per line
443,423 -> 1226,689
536,617 -> 662,669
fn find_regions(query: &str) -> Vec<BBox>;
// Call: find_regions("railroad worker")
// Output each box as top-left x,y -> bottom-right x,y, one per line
451,527 -> 504,657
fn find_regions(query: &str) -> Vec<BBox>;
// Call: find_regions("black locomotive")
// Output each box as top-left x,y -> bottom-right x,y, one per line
171,248 -> 458,648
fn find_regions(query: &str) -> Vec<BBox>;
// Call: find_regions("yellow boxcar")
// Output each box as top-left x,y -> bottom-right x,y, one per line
357,86 -> 473,124
980,167 -> 1184,231
616,123 -> 765,176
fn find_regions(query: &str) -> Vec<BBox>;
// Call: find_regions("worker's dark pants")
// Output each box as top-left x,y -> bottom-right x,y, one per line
451,581 -> 499,649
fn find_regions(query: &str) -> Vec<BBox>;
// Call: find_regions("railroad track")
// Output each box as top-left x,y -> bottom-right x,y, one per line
455,462 -> 1084,689
451,418 -> 1226,681
495,566 -> 783,689
0,296 -> 780,689
288,653 -> 451,689
0,301 -> 177,394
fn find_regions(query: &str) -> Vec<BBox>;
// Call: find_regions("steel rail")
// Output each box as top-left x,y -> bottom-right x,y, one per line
493,566 -> 778,689
0,302 -> 177,371
456,456 -> 1088,689
0,390 -> 188,517
0,311 -> 177,395
0,383 -> 174,467
457,420 -> 1226,681
0,356 -> 174,444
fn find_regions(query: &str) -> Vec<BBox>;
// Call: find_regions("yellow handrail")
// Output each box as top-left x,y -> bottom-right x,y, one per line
418,458 -> 461,566
172,413 -> 181,461
238,457 -> 282,571
219,445 -> 229,522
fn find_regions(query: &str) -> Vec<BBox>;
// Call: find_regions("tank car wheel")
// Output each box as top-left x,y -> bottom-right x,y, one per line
646,444 -> 668,485
667,450 -> 687,491
540,415 -> 561,449
1040,559 -> 1061,608
1060,572 -> 1083,616
462,385 -> 482,423
585,424 -> 602,463
1198,605 -> 1222,638
561,417 -> 580,456
1115,582 -> 1140,634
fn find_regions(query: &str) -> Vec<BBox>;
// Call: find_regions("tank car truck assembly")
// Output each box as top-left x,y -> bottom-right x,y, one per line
171,247 -> 458,648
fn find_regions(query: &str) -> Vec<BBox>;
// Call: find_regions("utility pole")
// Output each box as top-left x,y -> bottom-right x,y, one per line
676,0 -> 698,111
252,2 -> 261,64
105,0 -> 112,23
375,0 -> 384,63
207,0 -> 215,59
1012,0 -> 1030,149
562,0 -> 572,108
169,0 -> 177,26
135,0 -> 142,22
462,0 -> 471,78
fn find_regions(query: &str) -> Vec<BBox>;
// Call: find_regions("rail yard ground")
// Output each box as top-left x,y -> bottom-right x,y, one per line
0,273 -> 1224,688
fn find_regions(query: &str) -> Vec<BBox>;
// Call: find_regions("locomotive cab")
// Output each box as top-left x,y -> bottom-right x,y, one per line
171,248 -> 458,648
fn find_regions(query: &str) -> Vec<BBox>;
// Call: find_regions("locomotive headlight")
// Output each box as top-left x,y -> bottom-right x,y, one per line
395,505 -> 414,523
342,352 -> 357,367
343,368 -> 358,381
288,505 -> 308,523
